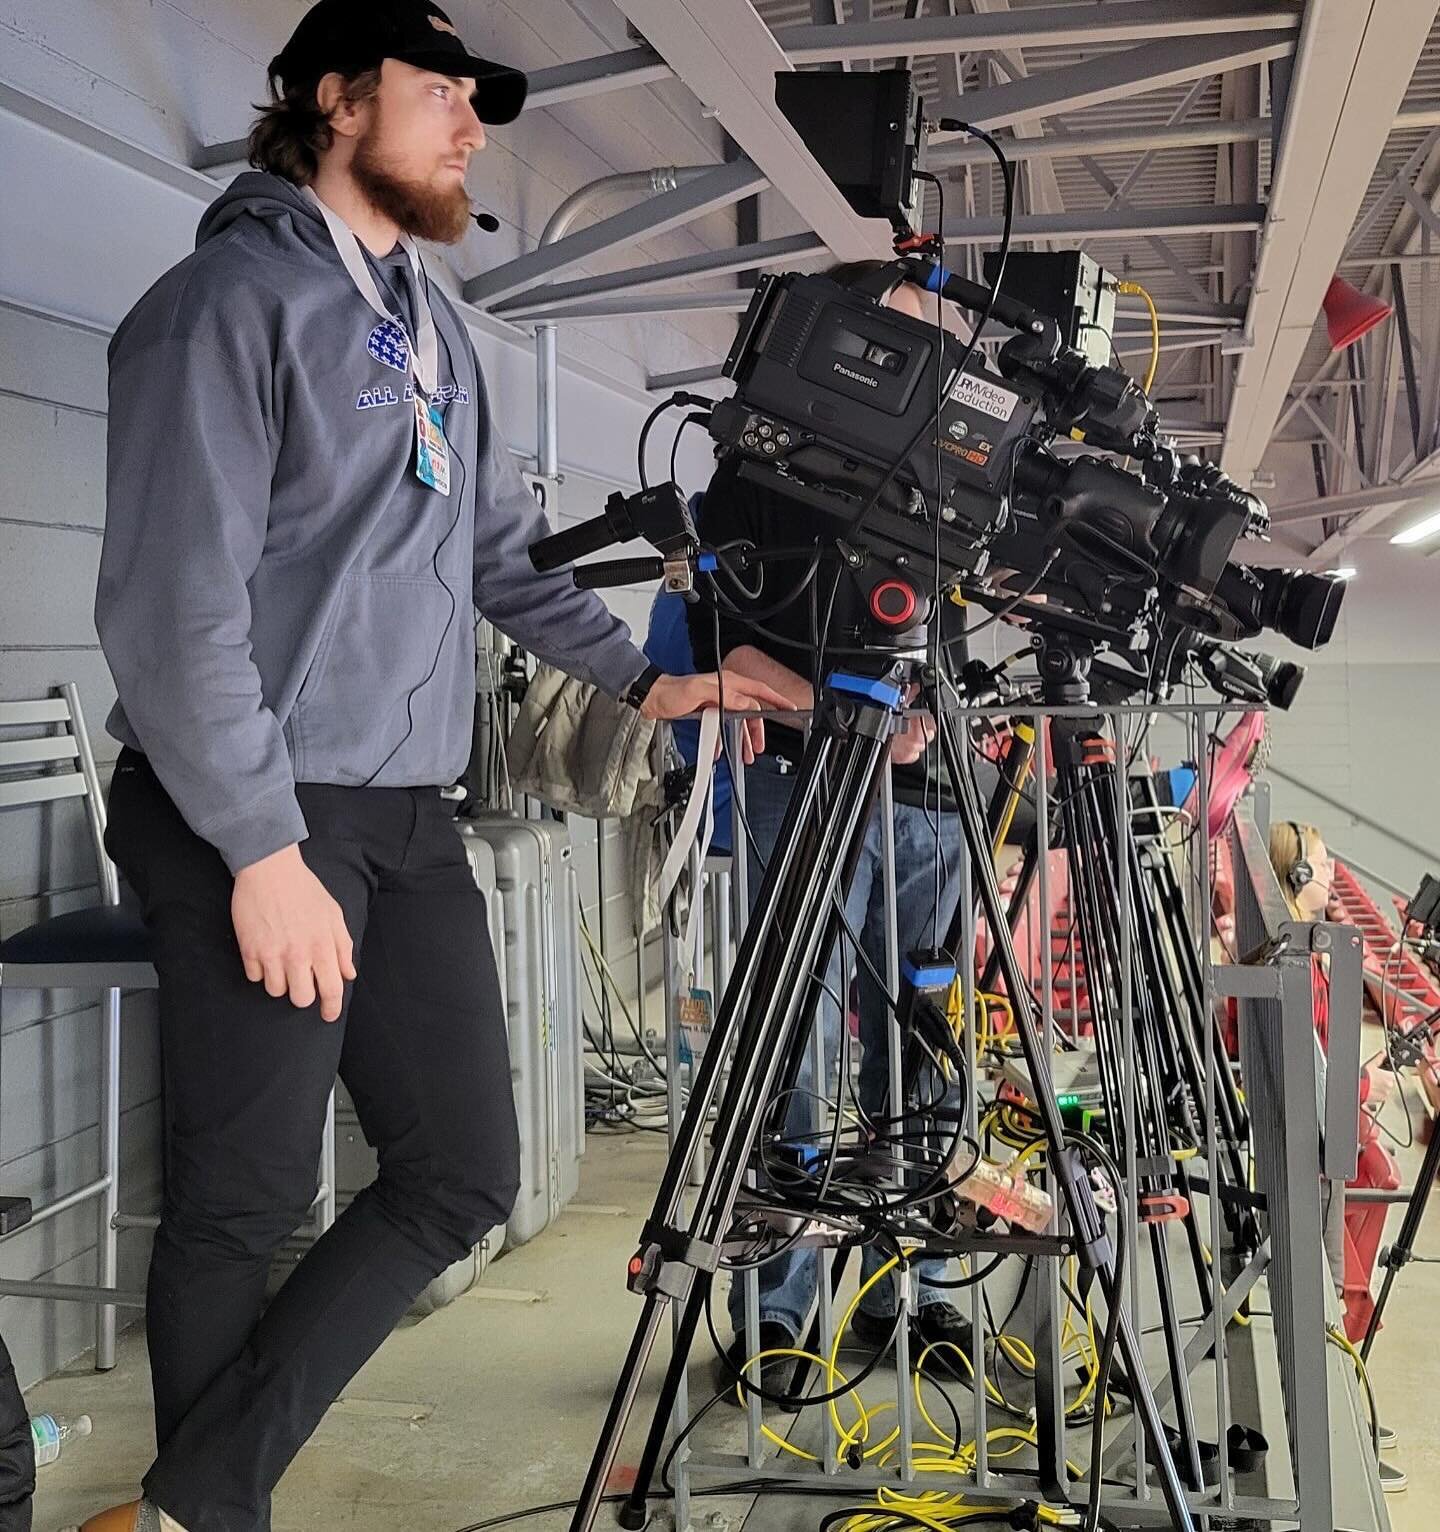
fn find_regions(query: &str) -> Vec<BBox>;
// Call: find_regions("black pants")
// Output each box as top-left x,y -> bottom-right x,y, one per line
0,1332 -> 33,1532
106,751 -> 519,1532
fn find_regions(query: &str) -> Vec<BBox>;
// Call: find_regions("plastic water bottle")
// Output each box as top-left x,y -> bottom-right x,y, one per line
29,1412 -> 92,1467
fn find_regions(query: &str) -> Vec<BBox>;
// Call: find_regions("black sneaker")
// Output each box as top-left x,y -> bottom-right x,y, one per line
845,1303 -> 978,1363
848,1306 -> 901,1350
913,1302 -> 979,1360
714,1320 -> 798,1407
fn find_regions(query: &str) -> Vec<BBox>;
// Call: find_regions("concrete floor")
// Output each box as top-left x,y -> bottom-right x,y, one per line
25,1098 -> 1440,1532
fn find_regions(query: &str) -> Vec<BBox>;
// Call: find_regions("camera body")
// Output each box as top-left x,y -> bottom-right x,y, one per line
711,269 -> 1038,562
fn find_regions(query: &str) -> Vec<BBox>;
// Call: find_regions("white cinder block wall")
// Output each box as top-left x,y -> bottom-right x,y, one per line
0,0 -> 741,1387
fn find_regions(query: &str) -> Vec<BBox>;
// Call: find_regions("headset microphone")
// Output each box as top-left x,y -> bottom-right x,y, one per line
471,208 -> 500,233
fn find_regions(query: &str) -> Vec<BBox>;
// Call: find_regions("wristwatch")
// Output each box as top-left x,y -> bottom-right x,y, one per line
624,662 -> 664,711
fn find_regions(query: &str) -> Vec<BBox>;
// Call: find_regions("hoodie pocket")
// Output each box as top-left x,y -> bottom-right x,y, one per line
291,572 -> 453,782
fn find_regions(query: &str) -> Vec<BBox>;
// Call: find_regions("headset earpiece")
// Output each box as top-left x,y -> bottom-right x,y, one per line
1286,821 -> 1314,893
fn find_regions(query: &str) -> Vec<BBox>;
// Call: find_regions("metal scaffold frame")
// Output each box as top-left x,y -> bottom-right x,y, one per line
652,704 -> 1382,1532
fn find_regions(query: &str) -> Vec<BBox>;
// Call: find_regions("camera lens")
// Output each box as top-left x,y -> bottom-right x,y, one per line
1269,568 -> 1345,649
1210,565 -> 1347,649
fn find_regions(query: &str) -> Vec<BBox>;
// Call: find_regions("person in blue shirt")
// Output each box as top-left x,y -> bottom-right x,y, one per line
642,493 -> 732,854
687,267 -> 981,1400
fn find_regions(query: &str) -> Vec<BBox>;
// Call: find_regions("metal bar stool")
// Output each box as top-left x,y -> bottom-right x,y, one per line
0,684 -> 335,1371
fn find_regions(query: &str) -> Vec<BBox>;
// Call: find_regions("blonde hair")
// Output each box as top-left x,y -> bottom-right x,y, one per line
1267,819 -> 1324,920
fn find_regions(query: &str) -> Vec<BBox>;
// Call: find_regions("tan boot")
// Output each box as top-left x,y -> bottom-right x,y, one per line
61,1503 -> 143,1532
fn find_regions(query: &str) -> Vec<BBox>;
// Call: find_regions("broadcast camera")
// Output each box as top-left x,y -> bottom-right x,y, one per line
530,66 -> 1346,684
709,258 -> 1344,659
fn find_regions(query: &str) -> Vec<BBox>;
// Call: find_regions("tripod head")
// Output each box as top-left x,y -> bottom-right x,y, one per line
1035,631 -> 1095,708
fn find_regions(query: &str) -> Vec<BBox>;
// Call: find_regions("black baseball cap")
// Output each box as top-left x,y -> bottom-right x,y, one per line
270,0 -> 529,125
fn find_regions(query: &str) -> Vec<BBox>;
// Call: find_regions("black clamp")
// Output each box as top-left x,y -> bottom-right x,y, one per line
626,1220 -> 722,1300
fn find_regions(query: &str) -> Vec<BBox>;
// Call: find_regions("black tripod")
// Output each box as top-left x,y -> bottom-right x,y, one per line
942,637 -> 1221,1494
1361,1002 -> 1440,1362
568,654 -> 1199,1532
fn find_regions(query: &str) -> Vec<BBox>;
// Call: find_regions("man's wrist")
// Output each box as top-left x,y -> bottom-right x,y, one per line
234,842 -> 303,881
623,662 -> 664,710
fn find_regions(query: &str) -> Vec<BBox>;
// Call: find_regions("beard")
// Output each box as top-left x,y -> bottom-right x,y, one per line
352,119 -> 470,245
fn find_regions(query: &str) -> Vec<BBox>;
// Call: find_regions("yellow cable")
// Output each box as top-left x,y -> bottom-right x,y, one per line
991,726 -> 1035,851
1116,280 -> 1160,394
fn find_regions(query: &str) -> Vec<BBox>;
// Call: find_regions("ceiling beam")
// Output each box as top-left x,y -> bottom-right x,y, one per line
491,232 -> 827,318
1221,1 -> 1436,486
1269,473 -> 1440,526
648,363 -> 728,391
508,292 -> 754,323
776,1 -> 1300,64
931,116 -> 1269,170
461,159 -> 768,308
929,105 -> 1440,171
939,203 -> 1265,243
0,82 -> 672,416
970,0 -> 1066,244
607,0 -> 897,267
520,46 -> 671,107
191,32 -> 1436,185
927,32 -> 1297,136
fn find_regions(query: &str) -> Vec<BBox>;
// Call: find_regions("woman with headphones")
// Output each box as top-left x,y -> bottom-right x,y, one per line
1268,820 -> 1406,1490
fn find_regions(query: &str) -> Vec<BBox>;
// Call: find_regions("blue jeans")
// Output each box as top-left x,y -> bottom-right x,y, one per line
727,757 -> 965,1340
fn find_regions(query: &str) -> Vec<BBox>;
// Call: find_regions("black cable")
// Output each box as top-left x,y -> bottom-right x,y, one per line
913,167 -> 949,949
637,396 -> 674,489
452,1475 -> 879,1532
359,312 -> 466,788
671,410 -> 709,488
1066,1132 -> 1128,1532
839,123 -> 1014,553
702,1270 -> 903,1412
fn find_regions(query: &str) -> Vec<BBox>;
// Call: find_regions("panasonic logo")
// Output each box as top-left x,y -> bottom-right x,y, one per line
833,362 -> 879,388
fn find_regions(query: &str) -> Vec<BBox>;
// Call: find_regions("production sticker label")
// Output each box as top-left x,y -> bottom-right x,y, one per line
948,373 -> 1020,422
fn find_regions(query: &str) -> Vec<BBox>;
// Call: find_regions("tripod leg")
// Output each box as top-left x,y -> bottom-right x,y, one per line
575,1295 -> 670,1532
571,699 -> 899,1532
930,701 -> 1198,1532
617,1281 -> 712,1528
1361,1101 -> 1440,1360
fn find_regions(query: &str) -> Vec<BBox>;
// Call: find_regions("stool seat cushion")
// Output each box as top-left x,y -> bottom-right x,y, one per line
0,904 -> 153,966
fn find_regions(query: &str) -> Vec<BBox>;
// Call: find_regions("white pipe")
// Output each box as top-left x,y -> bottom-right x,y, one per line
534,167 -> 715,477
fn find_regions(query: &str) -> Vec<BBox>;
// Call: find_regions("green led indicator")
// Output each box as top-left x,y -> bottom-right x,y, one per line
1057,1092 -> 1081,1108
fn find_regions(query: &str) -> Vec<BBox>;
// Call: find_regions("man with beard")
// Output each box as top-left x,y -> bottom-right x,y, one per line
77,5 -> 785,1529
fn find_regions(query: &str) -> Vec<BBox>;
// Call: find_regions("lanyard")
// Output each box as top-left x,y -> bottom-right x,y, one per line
305,187 -> 439,397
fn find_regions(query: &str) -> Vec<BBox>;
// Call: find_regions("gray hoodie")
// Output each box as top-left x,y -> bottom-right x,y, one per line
96,172 -> 647,874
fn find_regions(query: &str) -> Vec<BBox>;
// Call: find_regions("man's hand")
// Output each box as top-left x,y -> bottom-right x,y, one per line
889,682 -> 936,767
232,844 -> 357,1022
1363,1059 -> 1398,1109
641,671 -> 794,764
890,708 -> 937,766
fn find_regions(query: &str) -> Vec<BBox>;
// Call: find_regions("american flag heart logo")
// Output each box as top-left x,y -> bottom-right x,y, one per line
367,319 -> 410,373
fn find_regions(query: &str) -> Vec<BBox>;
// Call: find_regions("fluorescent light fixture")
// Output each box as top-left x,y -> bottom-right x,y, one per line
1391,507 -> 1440,546
1330,566 -> 1357,580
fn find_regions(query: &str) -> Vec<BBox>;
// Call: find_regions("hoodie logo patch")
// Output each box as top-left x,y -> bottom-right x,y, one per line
367,319 -> 411,373
355,380 -> 471,411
